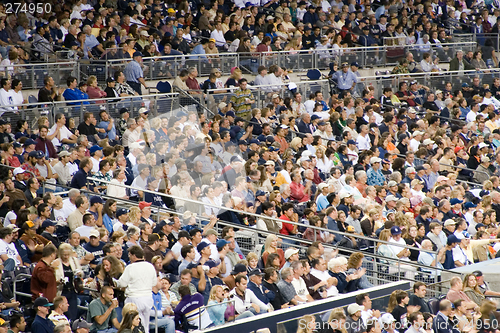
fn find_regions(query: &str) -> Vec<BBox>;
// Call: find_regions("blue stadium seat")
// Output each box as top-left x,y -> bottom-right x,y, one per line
156,81 -> 172,93
307,69 -> 322,81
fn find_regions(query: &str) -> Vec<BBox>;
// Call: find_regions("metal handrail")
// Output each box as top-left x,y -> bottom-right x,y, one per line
0,91 -> 179,112
12,273 -> 33,302
199,299 -> 236,328
85,177 -> 437,256
173,85 -> 215,117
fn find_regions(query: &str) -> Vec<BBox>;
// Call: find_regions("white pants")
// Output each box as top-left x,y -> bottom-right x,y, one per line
125,296 -> 154,333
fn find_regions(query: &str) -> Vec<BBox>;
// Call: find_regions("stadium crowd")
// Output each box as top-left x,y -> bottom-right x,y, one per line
1,0 -> 500,332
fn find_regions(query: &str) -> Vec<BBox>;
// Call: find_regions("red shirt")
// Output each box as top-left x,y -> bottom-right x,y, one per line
31,259 -> 57,301
186,77 -> 200,91
279,214 -> 295,235
7,156 -> 20,167
290,181 -> 309,202
22,162 -> 40,180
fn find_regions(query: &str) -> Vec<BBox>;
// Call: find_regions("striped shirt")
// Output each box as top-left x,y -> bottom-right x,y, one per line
174,293 -> 212,329
230,88 -> 254,114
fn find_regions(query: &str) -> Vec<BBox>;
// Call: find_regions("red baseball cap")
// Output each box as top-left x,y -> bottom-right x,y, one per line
138,201 -> 152,210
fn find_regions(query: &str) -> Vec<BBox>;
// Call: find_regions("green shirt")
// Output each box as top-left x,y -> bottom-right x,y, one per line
87,298 -> 117,332
230,88 -> 254,114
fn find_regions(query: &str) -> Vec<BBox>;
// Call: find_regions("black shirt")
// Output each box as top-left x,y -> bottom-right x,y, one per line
391,305 -> 408,330
396,142 -> 408,155
224,30 -> 236,42
262,280 -> 284,310
409,294 -> 430,313
77,122 -> 98,137
423,101 -> 440,112
38,87 -> 53,102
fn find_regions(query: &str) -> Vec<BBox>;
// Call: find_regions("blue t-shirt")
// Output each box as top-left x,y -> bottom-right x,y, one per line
443,249 -> 456,270
83,241 -> 105,266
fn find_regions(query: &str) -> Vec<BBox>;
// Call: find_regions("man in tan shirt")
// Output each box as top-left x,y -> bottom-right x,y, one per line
67,195 -> 88,231
439,147 -> 456,172
172,69 -> 189,91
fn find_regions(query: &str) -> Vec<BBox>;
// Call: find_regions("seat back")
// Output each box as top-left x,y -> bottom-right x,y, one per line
427,298 -> 439,315
306,69 -> 321,81
156,81 -> 172,93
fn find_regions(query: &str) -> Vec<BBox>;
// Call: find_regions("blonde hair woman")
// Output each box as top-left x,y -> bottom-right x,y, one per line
261,234 -> 285,269
246,252 -> 259,271
122,302 -> 138,320
326,310 -> 347,333
297,314 -> 316,333
290,137 -> 303,152
207,285 -> 227,326
128,207 -> 141,226
54,243 -> 82,321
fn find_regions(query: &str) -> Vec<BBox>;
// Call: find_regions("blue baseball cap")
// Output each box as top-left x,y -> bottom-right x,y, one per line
24,139 -> 36,147
464,202 -> 477,209
197,241 -> 210,253
249,138 -> 260,145
216,239 -> 230,250
89,145 -> 103,154
447,234 -> 460,245
475,223 -> 486,230
205,260 -> 219,268
390,226 -> 402,235
116,208 -> 129,218
29,150 -> 44,159
450,198 -> 463,205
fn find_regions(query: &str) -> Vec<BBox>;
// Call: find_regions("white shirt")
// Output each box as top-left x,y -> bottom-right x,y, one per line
452,245 -> 470,265
466,110 -> 477,123
254,74 -> 268,86
291,277 -> 310,300
112,222 -> 134,233
266,73 -> 283,92
228,287 -> 269,314
310,268 -> 338,297
130,175 -> 147,197
210,29 -> 226,47
74,225 -> 96,239
49,124 -> 74,148
116,260 -> 158,298
90,156 -> 101,174
11,89 -> 23,109
107,179 -> 127,198
304,100 -> 316,115
61,198 -> 76,219
388,237 -> 410,261
200,238 -> 218,261
0,88 -> 14,114
481,96 -> 500,109
0,238 -> 21,265
127,152 -> 137,167
356,134 -> 371,151
4,211 -> 16,225
410,189 -> 426,202
171,242 -> 183,258
409,138 -> 421,152
222,256 -> 233,278
53,161 -> 72,186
